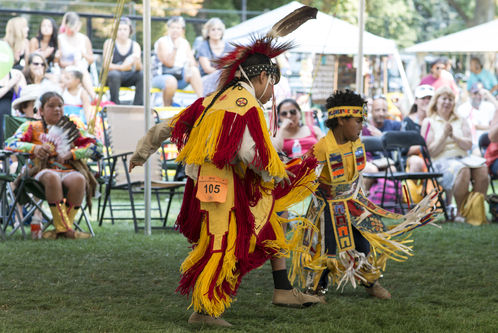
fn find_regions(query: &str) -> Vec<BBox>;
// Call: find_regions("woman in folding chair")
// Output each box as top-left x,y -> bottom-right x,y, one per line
5,91 -> 102,239
421,86 -> 489,224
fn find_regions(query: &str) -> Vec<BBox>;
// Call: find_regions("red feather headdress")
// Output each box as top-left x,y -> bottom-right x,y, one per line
214,36 -> 293,89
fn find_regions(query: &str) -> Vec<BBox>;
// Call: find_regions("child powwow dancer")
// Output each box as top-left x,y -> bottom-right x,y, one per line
289,90 -> 440,300
129,6 -> 323,326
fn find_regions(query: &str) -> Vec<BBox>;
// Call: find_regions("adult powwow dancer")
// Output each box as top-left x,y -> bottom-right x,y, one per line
129,6 -> 322,326
289,90 -> 440,300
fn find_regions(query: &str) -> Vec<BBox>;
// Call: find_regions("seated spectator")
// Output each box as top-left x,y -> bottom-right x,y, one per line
3,16 -> 30,70
419,57 -> 459,97
486,103 -> 498,177
196,18 -> 232,96
401,85 -> 435,202
103,17 -> 143,105
0,68 -> 26,147
421,86 -> 489,222
5,91 -> 101,239
402,85 -> 434,133
370,96 -> 401,132
58,12 -> 95,100
467,56 -> 498,95
22,53 -> 60,90
29,17 -> 59,72
457,84 -> 497,154
61,68 -> 92,125
272,98 -> 324,158
362,97 -> 401,197
12,84 -> 41,119
152,16 -> 202,106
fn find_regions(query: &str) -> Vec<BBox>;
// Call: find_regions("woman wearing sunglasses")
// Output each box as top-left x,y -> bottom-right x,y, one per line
22,53 -> 58,87
273,98 -> 324,159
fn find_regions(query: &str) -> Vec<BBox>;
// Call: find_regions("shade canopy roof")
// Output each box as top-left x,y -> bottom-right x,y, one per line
224,1 -> 398,55
404,20 -> 498,53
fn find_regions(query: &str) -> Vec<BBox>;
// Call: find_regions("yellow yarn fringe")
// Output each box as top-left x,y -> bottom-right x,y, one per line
175,106 -> 287,179
181,211 -> 239,318
176,108 -> 224,166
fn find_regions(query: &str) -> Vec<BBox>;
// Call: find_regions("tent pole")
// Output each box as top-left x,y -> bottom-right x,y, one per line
356,0 -> 365,93
393,50 -> 414,105
143,0 -> 152,236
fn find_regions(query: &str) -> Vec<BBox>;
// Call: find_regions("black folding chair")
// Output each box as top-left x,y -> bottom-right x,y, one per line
381,130 -> 448,219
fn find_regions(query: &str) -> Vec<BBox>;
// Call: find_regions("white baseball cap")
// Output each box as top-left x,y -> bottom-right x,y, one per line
414,85 -> 435,99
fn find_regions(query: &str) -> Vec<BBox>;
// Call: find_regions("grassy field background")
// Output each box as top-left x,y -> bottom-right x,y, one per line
1,192 -> 498,332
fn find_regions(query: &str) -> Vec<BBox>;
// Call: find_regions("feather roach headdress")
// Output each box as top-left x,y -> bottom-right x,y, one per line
215,5 -> 318,89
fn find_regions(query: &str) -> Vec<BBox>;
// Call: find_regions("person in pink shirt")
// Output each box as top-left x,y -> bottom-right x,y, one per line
273,98 -> 324,159
420,57 -> 459,96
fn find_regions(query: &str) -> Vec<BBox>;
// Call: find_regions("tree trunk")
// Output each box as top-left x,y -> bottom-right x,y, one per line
472,0 -> 495,26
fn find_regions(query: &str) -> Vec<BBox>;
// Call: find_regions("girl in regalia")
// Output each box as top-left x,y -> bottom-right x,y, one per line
290,90 -> 439,300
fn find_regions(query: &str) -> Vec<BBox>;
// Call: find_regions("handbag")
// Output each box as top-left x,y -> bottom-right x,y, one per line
460,191 -> 487,226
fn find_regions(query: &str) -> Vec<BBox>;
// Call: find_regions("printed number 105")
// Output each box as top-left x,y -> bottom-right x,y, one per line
204,184 -> 220,194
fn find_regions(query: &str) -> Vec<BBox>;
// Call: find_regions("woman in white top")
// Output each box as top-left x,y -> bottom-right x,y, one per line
421,86 -> 489,221
58,12 -> 95,100
152,16 -> 202,106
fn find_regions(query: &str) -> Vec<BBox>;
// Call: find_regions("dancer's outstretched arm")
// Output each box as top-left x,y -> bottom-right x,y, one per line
129,117 -> 173,172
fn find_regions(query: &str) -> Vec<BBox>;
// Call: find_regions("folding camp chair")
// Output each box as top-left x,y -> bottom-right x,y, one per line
97,105 -> 186,232
478,132 -> 496,193
381,130 -> 448,219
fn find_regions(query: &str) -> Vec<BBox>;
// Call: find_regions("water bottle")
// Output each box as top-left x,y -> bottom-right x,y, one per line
291,139 -> 302,157
30,217 -> 42,240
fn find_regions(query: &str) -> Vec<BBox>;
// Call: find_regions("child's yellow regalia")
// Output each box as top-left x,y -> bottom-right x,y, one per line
290,105 -> 439,292
170,84 -> 317,317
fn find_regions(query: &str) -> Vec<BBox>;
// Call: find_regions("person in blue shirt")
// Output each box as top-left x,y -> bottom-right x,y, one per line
467,57 -> 497,95
370,96 -> 401,132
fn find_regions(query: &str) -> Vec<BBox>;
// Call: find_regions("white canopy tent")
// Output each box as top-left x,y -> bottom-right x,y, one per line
405,19 -> 498,53
224,1 -> 397,55
223,1 -> 411,102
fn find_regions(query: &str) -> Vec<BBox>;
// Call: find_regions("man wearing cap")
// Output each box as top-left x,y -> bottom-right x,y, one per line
457,84 -> 497,152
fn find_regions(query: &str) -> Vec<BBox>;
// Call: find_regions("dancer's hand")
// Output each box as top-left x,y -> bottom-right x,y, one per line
129,160 -> 142,173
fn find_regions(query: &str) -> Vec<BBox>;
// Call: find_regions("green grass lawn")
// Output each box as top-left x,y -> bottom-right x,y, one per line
1,194 -> 498,332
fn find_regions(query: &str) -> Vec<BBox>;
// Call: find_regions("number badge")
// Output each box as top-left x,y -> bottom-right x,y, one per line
196,176 -> 228,203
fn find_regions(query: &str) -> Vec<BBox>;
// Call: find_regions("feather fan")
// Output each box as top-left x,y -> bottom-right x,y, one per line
41,116 -> 81,157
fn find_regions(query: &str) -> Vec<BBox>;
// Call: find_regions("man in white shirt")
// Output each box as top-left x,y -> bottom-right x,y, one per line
457,83 -> 497,154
